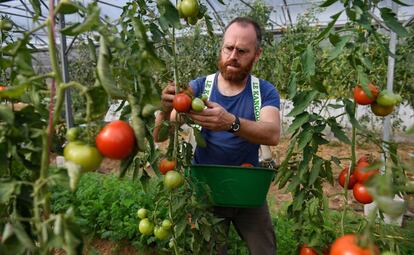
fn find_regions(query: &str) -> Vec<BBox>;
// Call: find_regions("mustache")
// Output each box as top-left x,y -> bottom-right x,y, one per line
224,60 -> 240,68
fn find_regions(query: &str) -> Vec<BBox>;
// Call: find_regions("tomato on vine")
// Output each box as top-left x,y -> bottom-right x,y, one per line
63,142 -> 103,172
191,97 -> 205,112
375,90 -> 397,107
154,226 -> 170,240
370,102 -> 394,117
96,120 -> 136,160
139,218 -> 154,236
354,161 -> 379,183
162,219 -> 172,230
164,171 -> 184,190
353,83 -> 379,105
338,167 -> 357,189
329,234 -> 379,255
136,208 -> 148,219
180,0 -> 199,18
159,158 -> 176,175
353,183 -> 373,204
173,92 -> 192,113
299,244 -> 318,255
66,127 -> 80,142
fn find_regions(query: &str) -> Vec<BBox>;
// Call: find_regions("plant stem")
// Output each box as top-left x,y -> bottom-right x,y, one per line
169,191 -> 180,255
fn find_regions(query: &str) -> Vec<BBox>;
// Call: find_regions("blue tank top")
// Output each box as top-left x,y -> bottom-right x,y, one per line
189,73 -> 280,166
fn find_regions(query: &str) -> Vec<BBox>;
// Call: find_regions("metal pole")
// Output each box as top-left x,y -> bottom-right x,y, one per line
59,13 -> 74,128
382,1 -> 398,156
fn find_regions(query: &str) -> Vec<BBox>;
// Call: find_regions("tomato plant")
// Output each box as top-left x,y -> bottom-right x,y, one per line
64,141 -> 103,172
338,167 -> 357,189
159,158 -> 176,175
96,120 -> 136,160
370,102 -> 394,117
164,170 -> 184,189
330,234 -> 378,255
353,183 -> 373,204
173,92 -> 192,113
353,84 -> 379,105
191,97 -> 205,112
354,161 -> 379,183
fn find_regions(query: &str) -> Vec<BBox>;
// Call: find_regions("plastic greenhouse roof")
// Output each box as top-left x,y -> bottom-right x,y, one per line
1,0 -> 414,48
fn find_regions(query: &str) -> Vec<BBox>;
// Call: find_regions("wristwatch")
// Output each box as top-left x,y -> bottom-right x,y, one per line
228,115 -> 240,133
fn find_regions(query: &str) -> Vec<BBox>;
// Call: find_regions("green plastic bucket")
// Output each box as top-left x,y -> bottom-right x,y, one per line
189,164 -> 275,208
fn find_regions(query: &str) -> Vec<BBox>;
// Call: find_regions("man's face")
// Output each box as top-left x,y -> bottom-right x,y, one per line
218,22 -> 261,83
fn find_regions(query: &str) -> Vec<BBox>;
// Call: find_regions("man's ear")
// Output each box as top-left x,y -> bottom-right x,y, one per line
254,48 -> 262,63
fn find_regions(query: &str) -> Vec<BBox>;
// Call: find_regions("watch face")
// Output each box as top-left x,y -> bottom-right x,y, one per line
233,123 -> 240,132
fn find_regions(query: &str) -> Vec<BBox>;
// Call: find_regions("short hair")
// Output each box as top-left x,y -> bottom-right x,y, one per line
223,17 -> 262,49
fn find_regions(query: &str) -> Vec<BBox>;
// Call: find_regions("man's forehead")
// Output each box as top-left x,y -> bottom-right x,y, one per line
223,22 -> 257,46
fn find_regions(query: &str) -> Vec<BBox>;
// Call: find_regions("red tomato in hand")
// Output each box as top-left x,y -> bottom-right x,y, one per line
330,234 -> 378,255
241,163 -> 253,167
354,161 -> 379,183
338,167 -> 357,189
353,183 -> 373,204
353,83 -> 379,105
173,93 -> 192,113
300,245 -> 318,255
96,120 -> 136,159
159,158 -> 176,175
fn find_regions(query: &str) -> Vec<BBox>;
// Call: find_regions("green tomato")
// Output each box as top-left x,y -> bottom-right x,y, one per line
138,218 -> 154,236
0,19 -> 12,31
162,219 -> 172,230
164,171 -> 184,190
191,97 -> 205,112
63,142 -> 103,172
66,127 -> 80,142
187,16 -> 198,25
376,90 -> 397,107
154,226 -> 170,240
136,208 -> 148,219
180,0 -> 199,18
201,94 -> 208,102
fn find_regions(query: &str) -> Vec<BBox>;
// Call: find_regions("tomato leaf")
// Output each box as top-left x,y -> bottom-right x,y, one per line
28,0 -> 41,21
61,4 -> 100,36
327,118 -> 351,144
287,112 -> 310,134
391,0 -> 411,6
343,98 -> 362,129
309,157 -> 323,186
328,35 -> 351,62
379,8 -> 408,37
97,36 -> 126,99
292,190 -> 305,211
12,221 -> 35,250
193,127 -> 207,148
316,11 -> 342,41
0,182 -> 16,204
156,0 -> 180,28
287,72 -> 297,99
356,65 -> 369,87
288,91 -> 319,117
301,45 -> 315,77
0,105 -> 15,125
319,0 -> 338,7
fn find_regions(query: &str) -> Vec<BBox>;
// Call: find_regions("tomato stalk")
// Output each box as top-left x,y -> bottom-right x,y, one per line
340,102 -> 357,235
168,191 -> 180,255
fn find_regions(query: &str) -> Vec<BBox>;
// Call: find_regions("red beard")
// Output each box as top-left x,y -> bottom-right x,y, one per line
218,54 -> 255,83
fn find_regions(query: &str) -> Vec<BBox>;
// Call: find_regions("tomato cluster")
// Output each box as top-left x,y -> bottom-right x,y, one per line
172,87 -> 206,113
353,83 -> 401,117
136,208 -> 173,240
338,156 -> 379,204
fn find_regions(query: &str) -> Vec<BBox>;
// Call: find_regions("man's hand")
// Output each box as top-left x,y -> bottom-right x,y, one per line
161,81 -> 176,113
188,101 -> 234,131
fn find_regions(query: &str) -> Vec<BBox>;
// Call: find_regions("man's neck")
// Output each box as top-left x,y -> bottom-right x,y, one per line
217,73 -> 249,96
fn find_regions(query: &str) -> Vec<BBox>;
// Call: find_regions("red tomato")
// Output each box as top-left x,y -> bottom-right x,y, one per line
353,183 -> 373,204
353,84 -> 379,105
159,158 -> 176,175
330,234 -> 378,255
338,167 -> 357,189
0,86 -> 6,91
300,245 -> 318,255
241,163 -> 253,167
96,120 -> 136,160
354,161 -> 379,183
173,93 -> 192,113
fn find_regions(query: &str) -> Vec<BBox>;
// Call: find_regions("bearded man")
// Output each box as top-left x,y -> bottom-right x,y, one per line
154,17 -> 281,255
